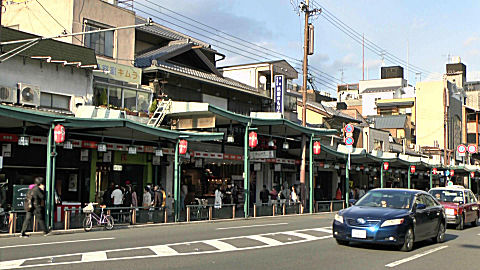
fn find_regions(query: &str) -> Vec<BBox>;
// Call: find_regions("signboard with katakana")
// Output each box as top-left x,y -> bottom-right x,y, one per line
274,75 -> 285,114
96,59 -> 142,85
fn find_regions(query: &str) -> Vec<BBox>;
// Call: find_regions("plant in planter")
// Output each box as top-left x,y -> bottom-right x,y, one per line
149,99 -> 158,116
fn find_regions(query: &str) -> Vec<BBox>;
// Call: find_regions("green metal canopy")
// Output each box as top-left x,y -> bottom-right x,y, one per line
0,104 -> 223,141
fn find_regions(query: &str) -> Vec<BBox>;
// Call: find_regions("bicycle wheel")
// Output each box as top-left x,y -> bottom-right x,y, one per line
83,215 -> 93,232
104,215 -> 114,230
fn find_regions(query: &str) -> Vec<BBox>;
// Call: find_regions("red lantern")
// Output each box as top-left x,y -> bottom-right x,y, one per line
432,168 -> 437,175
383,162 -> 389,171
470,172 -> 475,178
54,124 -> 65,144
248,131 -> 258,148
450,170 -> 454,177
410,165 -> 416,174
178,139 -> 188,155
313,141 -> 321,155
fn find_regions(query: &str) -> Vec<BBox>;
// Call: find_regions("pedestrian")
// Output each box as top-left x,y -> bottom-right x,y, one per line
20,177 -> 48,237
278,186 -> 287,209
111,185 -> 123,207
232,184 -> 239,206
160,186 -> 166,208
225,184 -> 233,204
214,185 -> 223,209
102,183 -> 114,206
291,186 -> 298,204
153,185 -> 163,208
131,185 -> 138,207
123,184 -> 132,207
143,186 -> 152,207
335,185 -> 342,200
358,185 -> 366,198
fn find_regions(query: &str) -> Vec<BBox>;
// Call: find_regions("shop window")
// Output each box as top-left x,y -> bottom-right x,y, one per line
84,21 -> 114,58
137,91 -> 150,112
93,85 -> 108,106
40,92 -> 71,110
123,89 -> 137,111
108,87 -> 122,108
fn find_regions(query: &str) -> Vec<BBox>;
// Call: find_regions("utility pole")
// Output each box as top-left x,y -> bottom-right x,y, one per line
300,1 -> 320,209
1,0 -> 3,53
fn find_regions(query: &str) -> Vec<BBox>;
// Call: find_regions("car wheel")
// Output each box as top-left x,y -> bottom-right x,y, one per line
335,239 -> 349,246
400,227 -> 414,252
471,212 -> 478,227
456,214 -> 465,230
433,222 -> 446,243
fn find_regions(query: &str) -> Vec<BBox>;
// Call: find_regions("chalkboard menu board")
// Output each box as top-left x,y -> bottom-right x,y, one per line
12,185 -> 29,211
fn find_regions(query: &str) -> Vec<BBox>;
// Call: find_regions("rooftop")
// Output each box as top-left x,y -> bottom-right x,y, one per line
369,115 -> 407,129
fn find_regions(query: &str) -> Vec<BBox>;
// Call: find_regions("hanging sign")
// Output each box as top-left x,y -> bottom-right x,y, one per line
410,165 -> 416,174
274,75 -> 285,114
179,140 -> 188,155
54,124 -> 65,144
383,162 -> 389,171
313,141 -> 321,155
248,131 -> 258,148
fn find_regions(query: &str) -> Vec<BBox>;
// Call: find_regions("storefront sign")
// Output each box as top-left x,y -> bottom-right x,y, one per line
54,124 -> 65,144
128,146 -> 137,155
274,75 -> 285,113
113,164 -> 123,171
96,59 -> 142,85
2,144 -> 11,157
250,150 -> 275,159
155,149 -> 163,157
97,143 -> 107,152
103,151 -> 112,163
80,149 -> 89,161
63,141 -> 73,149
194,158 -> 203,168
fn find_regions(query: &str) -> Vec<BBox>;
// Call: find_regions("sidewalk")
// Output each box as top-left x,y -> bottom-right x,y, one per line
0,211 -> 336,238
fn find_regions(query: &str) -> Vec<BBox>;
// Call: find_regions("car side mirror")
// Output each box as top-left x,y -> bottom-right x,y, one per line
416,203 -> 427,210
348,199 -> 357,206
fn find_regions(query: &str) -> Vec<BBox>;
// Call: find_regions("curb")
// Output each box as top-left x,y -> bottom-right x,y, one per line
0,211 -> 337,238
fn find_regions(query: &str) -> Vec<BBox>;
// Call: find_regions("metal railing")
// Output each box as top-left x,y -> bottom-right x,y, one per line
315,200 -> 345,213
253,202 -> 303,217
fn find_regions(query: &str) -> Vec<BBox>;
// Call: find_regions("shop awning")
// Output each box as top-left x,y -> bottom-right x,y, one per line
0,104 -> 223,142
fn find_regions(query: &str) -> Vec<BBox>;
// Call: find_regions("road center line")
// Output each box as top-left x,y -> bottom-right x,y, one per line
0,237 -> 115,249
385,246 -> 448,268
216,223 -> 288,230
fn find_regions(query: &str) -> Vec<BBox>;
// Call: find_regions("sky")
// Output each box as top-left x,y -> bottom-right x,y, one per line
133,0 -> 480,96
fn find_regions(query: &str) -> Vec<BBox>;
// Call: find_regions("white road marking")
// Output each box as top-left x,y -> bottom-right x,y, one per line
0,227 -> 332,269
149,245 -> 179,256
385,246 -> 449,268
81,251 -> 108,262
282,231 -> 318,241
216,223 -> 288,230
310,228 -> 333,234
0,237 -> 115,249
203,240 -> 237,251
246,235 -> 283,246
0,260 -> 25,270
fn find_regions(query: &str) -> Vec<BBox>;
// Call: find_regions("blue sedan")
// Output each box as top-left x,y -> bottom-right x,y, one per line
333,189 -> 446,251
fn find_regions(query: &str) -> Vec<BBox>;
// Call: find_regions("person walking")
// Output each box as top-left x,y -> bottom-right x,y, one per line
153,185 -> 163,208
291,186 -> 298,204
335,185 -> 342,200
214,186 -> 223,209
20,177 -> 48,237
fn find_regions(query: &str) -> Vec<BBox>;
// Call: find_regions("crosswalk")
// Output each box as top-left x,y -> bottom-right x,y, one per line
0,227 -> 332,269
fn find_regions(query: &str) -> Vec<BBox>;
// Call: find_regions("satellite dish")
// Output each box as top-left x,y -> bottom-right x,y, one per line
259,76 -> 267,84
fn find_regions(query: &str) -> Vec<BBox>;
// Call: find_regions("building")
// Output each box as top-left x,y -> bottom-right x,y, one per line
368,115 -> 414,146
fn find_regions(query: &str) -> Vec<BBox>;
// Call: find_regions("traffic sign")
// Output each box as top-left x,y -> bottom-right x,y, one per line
344,137 -> 354,146
457,144 -> 467,154
468,144 -> 478,154
344,124 -> 354,133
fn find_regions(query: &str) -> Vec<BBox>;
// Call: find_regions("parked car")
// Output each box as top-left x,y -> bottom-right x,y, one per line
428,186 -> 479,230
333,188 -> 446,252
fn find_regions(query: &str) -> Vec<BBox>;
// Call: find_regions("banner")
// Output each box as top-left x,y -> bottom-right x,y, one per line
274,75 -> 285,113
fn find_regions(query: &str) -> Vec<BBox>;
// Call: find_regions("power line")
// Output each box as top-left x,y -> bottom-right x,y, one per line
35,0 -> 83,44
310,0 -> 431,76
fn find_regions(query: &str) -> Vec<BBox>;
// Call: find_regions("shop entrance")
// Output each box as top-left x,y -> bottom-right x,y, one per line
316,171 -> 333,200
95,164 -> 144,204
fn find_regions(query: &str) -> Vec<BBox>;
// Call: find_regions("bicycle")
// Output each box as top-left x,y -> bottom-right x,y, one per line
82,203 -> 114,232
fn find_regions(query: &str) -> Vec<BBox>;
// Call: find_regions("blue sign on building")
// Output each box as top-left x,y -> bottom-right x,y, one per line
274,75 -> 285,114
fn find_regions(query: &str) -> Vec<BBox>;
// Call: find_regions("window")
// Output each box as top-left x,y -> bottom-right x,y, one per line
93,83 -> 152,112
470,191 -> 478,203
423,195 -> 437,207
108,87 -> 122,108
123,89 -> 137,111
373,139 -> 383,151
137,91 -> 150,112
93,85 -> 108,106
84,21 -> 114,58
40,92 -> 71,110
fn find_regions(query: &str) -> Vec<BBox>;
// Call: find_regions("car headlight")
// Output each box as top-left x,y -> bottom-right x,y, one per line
445,208 -> 455,216
334,213 -> 344,224
381,218 -> 405,227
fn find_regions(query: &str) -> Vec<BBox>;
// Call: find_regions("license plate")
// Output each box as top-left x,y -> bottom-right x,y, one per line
352,229 -> 367,239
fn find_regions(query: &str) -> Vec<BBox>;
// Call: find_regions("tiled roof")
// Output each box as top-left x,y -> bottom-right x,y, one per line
135,42 -> 192,68
362,86 -> 401,93
369,115 -> 407,129
145,61 -> 263,95
136,17 -> 211,48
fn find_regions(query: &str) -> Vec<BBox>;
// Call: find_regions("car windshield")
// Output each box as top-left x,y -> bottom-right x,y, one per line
355,190 -> 414,209
429,190 -> 464,204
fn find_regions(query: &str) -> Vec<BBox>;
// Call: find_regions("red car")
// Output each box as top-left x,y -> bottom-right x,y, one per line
429,186 -> 479,230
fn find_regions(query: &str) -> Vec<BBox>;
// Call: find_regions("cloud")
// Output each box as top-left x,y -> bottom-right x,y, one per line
464,35 -> 479,47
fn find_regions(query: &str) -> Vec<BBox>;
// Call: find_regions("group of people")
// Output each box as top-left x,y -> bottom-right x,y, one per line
102,182 -> 170,210
213,184 -> 239,209
259,185 -> 299,206
335,185 -> 367,201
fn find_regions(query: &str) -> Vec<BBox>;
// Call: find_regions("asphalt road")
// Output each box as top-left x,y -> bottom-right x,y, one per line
0,213 -> 479,270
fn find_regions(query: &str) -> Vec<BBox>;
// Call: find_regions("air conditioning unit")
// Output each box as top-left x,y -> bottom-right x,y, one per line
0,86 -> 18,103
18,83 -> 40,107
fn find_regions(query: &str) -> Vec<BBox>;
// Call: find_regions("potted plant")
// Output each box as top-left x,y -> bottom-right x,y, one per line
149,99 -> 158,117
